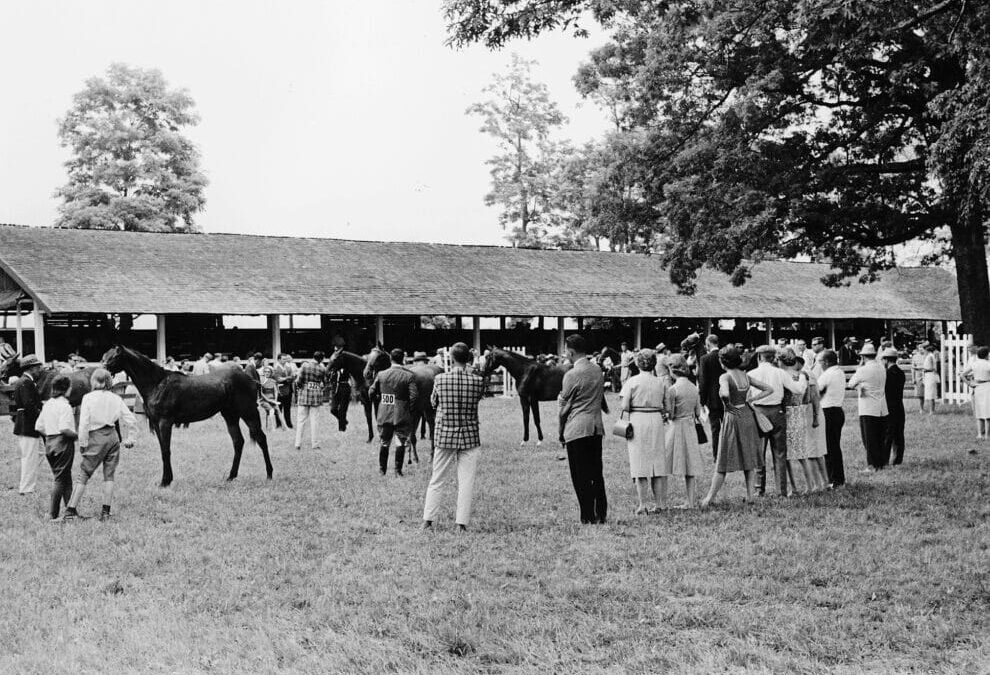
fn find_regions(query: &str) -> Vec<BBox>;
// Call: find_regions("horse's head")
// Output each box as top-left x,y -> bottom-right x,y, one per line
363,346 -> 390,382
0,352 -> 22,381
481,347 -> 502,378
101,345 -> 126,374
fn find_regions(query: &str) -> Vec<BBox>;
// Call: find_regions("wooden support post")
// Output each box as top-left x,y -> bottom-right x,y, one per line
32,307 -> 46,362
705,317 -> 713,336
538,316 -> 545,331
375,315 -> 385,346
766,317 -> 774,345
268,314 -> 281,357
577,317 -> 584,331
828,319 -> 837,349
634,318 -> 643,350
557,318 -> 566,355
155,315 -> 167,363
499,316 -> 506,331
472,316 -> 481,353
15,300 -> 23,355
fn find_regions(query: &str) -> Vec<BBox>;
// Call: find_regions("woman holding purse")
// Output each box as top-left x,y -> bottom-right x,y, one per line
700,346 -> 774,507
663,355 -> 706,508
618,349 -> 668,514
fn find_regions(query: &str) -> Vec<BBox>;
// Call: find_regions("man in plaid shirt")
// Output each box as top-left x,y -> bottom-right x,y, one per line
422,342 -> 486,531
294,351 -> 326,450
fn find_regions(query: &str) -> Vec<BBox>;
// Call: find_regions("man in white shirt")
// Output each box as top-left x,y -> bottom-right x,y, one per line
847,344 -> 888,473
795,339 -> 816,373
34,374 -> 77,519
192,353 -> 211,376
752,345 -> 807,496
619,342 -> 634,384
816,350 -> 846,487
208,353 -> 224,373
64,369 -> 137,521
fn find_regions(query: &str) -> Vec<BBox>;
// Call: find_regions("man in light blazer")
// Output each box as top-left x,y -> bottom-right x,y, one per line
558,334 -> 609,524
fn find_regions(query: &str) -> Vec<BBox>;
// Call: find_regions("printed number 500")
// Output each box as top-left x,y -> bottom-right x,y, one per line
381,394 -> 396,405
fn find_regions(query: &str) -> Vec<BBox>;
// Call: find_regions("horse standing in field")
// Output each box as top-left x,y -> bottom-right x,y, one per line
1,353 -> 96,407
482,347 -> 572,445
326,346 -> 389,443
101,345 -> 272,487
363,347 -> 443,463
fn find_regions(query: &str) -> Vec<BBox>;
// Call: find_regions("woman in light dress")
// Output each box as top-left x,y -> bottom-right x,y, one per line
922,342 -> 939,415
963,346 -> 990,440
619,349 -> 668,514
663,355 -> 706,507
782,355 -> 827,493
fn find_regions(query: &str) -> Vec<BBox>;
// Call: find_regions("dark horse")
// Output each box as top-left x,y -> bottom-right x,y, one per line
363,347 -> 442,463
1,353 -> 96,407
482,347 -> 572,445
102,345 -> 272,487
326,346 -> 389,443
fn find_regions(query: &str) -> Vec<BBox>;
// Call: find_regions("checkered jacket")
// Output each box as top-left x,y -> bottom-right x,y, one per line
295,360 -> 326,407
431,368 -> 485,450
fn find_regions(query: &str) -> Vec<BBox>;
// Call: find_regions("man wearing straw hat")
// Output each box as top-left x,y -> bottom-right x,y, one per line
11,355 -> 45,495
848,343 -> 889,472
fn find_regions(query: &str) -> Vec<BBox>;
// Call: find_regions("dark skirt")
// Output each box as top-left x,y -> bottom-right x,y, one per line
715,405 -> 764,473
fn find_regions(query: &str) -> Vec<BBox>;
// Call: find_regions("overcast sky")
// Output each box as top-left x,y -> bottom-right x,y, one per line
0,1 -> 608,245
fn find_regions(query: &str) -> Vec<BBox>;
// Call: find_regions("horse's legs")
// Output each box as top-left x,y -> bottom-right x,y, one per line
531,399 -> 544,444
244,411 -> 273,480
223,412 -> 246,482
520,396 -> 530,444
157,419 -> 174,487
362,391 -> 374,443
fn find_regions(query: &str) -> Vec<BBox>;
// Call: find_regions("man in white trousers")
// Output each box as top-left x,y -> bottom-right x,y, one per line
422,342 -> 486,532
11,355 -> 45,495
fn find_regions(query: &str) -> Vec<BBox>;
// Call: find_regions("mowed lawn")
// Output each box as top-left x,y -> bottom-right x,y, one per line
1,394 -> 987,674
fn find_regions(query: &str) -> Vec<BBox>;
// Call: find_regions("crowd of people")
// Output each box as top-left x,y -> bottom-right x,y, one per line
7,330 -> 989,527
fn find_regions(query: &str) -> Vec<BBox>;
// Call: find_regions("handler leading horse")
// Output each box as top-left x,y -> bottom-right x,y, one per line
102,345 -> 272,486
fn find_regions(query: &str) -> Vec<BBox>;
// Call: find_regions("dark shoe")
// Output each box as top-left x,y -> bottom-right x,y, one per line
457,524 -> 467,532
422,520 -> 433,530
379,468 -> 386,476
98,512 -> 112,522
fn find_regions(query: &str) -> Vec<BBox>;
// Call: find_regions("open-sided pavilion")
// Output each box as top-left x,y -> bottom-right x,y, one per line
0,224 -> 962,363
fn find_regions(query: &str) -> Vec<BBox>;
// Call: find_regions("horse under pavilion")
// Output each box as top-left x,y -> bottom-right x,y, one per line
0,224 -> 961,363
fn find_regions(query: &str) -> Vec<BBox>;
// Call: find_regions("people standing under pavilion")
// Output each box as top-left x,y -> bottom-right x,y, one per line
848,344 -> 889,472
274,353 -> 296,429
294,351 -> 326,451
192,352 -> 211,376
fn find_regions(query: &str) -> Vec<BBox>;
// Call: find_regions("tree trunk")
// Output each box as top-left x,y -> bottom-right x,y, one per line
949,212 -> 990,345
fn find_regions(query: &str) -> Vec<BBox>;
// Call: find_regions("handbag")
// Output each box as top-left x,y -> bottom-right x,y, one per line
612,410 -> 634,440
694,419 -> 708,445
751,405 -> 775,436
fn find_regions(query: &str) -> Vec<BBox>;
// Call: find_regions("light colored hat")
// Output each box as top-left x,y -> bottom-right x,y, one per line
666,353 -> 689,375
412,351 -> 429,362
755,344 -> 776,355
881,347 -> 899,359
859,344 -> 878,356
19,354 -> 42,368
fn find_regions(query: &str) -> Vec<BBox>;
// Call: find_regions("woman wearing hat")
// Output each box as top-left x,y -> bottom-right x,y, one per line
663,354 -> 706,507
618,349 -> 669,514
962,346 -> 990,441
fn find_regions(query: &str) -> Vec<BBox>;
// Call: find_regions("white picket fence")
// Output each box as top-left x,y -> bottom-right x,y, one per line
940,333 -> 973,405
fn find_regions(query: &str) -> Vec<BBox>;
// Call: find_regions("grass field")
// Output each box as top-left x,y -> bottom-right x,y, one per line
1,394 -> 988,674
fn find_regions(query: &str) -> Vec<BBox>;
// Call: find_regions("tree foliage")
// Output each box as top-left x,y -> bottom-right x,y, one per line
445,0 -> 990,343
55,63 -> 208,232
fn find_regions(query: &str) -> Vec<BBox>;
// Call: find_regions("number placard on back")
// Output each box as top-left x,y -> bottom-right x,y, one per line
381,393 -> 395,405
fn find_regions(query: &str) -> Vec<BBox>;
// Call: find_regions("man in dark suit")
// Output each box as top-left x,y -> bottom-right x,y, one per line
558,334 -> 608,524
882,347 -> 906,465
11,354 -> 44,495
370,348 -> 418,476
697,334 -> 724,461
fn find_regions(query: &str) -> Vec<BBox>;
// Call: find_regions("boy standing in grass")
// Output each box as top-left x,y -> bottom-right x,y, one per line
33,375 -> 77,519
64,368 -> 136,522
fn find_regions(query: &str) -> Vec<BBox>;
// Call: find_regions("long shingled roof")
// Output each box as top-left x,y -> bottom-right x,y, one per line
0,224 -> 961,320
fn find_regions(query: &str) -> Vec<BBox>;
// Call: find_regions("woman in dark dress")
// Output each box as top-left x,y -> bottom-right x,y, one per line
700,346 -> 773,507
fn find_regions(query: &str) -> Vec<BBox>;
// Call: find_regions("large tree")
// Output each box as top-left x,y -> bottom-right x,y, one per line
467,54 -> 570,247
444,0 -> 990,343
55,63 -> 207,232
